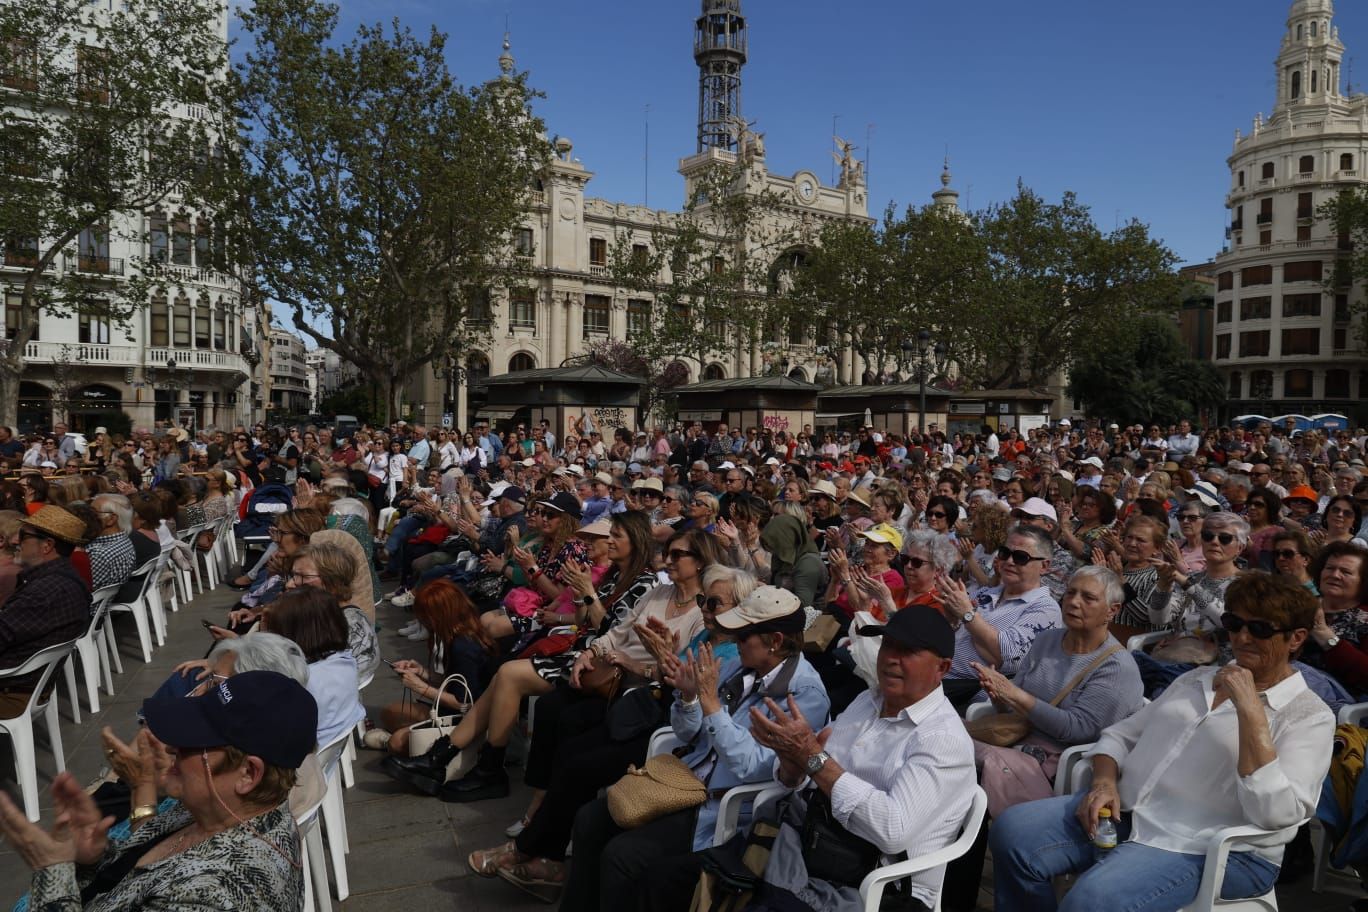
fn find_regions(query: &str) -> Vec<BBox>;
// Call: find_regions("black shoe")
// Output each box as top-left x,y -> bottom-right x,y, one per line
380,741 -> 459,796
225,579 -> 251,591
439,766 -> 510,803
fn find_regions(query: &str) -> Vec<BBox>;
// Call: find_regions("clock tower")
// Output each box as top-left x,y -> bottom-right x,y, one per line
695,0 -> 747,153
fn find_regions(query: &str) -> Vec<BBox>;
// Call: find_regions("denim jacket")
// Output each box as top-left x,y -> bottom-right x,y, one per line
669,653 -> 831,850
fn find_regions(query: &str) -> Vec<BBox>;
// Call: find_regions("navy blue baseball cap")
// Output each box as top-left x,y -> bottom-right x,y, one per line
858,606 -> 956,659
141,670 -> 318,769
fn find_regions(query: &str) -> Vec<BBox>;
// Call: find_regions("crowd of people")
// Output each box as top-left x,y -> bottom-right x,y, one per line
1,412 -> 1367,911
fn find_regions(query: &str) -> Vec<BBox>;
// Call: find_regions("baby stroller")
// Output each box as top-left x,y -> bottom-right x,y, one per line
236,482 -> 294,567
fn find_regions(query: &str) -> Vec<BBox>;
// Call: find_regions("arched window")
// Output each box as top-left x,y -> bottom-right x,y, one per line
1250,370 -> 1274,400
172,293 -> 190,347
1291,70 -> 1302,99
148,210 -> 168,263
1296,24 -> 1304,40
171,211 -> 193,266
466,352 -> 490,384
787,367 -> 808,382
702,363 -> 726,381
1311,21 -> 1318,37
1312,70 -> 1318,93
508,352 -> 536,373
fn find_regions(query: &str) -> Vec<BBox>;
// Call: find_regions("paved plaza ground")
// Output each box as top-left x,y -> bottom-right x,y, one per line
0,577 -> 1361,911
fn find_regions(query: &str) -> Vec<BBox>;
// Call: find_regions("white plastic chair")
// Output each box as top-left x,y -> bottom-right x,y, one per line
342,669 -> 376,790
106,557 -> 162,663
1127,631 -> 1168,651
713,780 -> 792,846
859,785 -> 989,912
0,639 -> 78,821
1177,822 -> 1303,911
648,727 -> 684,758
62,582 -> 122,720
316,730 -> 353,900
964,701 -> 996,721
177,522 -> 209,595
297,791 -> 331,912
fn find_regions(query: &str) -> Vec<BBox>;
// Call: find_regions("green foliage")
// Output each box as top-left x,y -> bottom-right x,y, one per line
228,0 -> 552,422
604,158 -> 795,372
1067,314 -> 1226,425
566,338 -> 690,420
320,382 -> 378,425
1322,189 -> 1368,352
0,0 -> 229,426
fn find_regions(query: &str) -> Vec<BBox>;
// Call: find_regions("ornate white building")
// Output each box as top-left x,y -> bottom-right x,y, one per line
1213,0 -> 1368,419
5,0 -> 256,435
410,1 -> 879,430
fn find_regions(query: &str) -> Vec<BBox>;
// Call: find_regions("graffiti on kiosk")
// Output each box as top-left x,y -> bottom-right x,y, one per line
762,414 -> 790,433
592,407 -> 627,430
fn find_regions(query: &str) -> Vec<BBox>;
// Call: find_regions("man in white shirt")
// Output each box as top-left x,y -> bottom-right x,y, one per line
749,607 -> 974,911
1166,419 -> 1200,457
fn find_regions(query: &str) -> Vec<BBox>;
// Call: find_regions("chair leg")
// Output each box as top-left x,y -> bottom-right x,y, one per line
319,778 -> 350,899
105,620 -> 125,675
126,605 -> 153,664
62,659 -> 81,725
93,628 -> 116,697
340,737 -> 355,790
305,820 -> 331,912
76,639 -> 101,714
146,595 -> 166,648
4,716 -> 39,822
44,695 -> 65,776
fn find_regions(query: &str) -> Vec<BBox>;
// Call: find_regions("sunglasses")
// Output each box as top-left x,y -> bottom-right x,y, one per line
996,545 -> 1045,566
1200,531 -> 1235,545
904,556 -> 929,571
1177,514 -> 1202,522
662,496 -> 677,503
703,595 -> 724,613
1272,548 -> 1305,561
665,548 -> 700,562
1329,506 -> 1357,518
1219,612 -> 1293,639
926,510 -> 948,520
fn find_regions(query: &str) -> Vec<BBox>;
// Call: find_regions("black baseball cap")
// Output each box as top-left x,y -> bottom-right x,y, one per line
857,607 -> 955,659
141,670 -> 318,769
542,491 -> 583,519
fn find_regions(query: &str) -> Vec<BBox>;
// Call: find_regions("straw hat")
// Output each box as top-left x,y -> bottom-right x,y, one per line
23,505 -> 88,544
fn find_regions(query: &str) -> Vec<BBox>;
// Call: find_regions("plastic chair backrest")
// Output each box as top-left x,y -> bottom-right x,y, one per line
0,639 -> 79,721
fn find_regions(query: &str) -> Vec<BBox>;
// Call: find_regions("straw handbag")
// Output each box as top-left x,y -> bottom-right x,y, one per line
606,754 -> 708,829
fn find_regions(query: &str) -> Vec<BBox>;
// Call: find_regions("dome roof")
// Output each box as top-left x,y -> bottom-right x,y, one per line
1288,0 -> 1333,19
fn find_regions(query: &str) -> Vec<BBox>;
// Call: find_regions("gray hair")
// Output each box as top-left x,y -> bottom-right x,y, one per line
92,493 -> 133,533
209,632 -> 309,686
902,529 -> 960,572
1069,565 -> 1125,608
776,500 -> 808,522
1338,467 -> 1364,483
1204,467 -> 1229,485
1222,474 -> 1251,493
1203,511 -> 1251,548
1007,524 -> 1054,559
702,565 -> 759,604
664,484 -> 689,504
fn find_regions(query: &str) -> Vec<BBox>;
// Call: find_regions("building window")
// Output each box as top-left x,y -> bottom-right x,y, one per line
1262,162 -> 1275,180
467,288 -> 492,326
78,301 -> 110,344
195,218 -> 212,268
1216,301 -> 1232,323
1239,330 -> 1271,357
1297,193 -> 1314,219
1284,369 -> 1314,397
148,211 -> 168,263
1260,230 -> 1272,246
150,295 -> 168,346
195,297 -> 210,348
589,237 -> 607,266
76,45 -> 111,105
1216,334 -> 1231,359
172,295 -> 191,347
627,299 -> 650,338
1312,70 -> 1319,93
1228,371 -> 1243,398
1299,155 -> 1315,174
1291,70 -> 1302,99
1257,198 -> 1273,225
1335,327 -> 1348,350
1341,153 -> 1355,172
0,36 -> 38,91
1297,225 -> 1313,242
214,301 -> 226,350
583,294 -> 610,337
1217,271 -> 1234,291
1251,370 -> 1274,398
1239,296 -> 1271,320
1335,294 -> 1350,322
510,289 -> 536,329
509,352 -> 536,372
711,255 -> 726,276
1238,170 -> 1245,187
171,212 -> 192,266
1327,369 -> 1350,397
1311,21 -> 1318,37
631,243 -> 649,266
77,221 -> 111,273
1241,264 -> 1273,286
6,293 -> 33,340
1281,327 -> 1320,355
703,363 -> 726,381
1282,293 -> 1322,317
3,222 -> 38,268
515,228 -> 534,257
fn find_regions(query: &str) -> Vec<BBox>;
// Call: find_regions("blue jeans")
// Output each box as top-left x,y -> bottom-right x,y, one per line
1130,650 -> 1195,700
385,514 -> 425,557
990,794 -> 1280,912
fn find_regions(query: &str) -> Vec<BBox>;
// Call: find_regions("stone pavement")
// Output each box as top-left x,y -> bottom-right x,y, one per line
0,570 -> 1360,911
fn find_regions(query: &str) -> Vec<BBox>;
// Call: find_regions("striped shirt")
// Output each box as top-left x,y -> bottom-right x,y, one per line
950,584 -> 1062,679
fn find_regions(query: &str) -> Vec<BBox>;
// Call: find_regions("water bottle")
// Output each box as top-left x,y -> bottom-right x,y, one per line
1093,807 -> 1118,860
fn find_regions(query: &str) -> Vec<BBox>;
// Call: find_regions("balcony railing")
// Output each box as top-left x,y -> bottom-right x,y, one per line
528,190 -> 546,206
2,250 -> 44,270
1256,213 -> 1273,225
23,341 -> 249,374
151,262 -> 237,289
75,254 -> 125,276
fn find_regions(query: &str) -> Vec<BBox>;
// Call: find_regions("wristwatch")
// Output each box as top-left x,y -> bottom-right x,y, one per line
961,609 -> 977,625
577,594 -> 595,607
805,751 -> 832,776
1326,635 -> 1341,649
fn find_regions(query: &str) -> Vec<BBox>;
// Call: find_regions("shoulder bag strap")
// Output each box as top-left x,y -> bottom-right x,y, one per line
1048,643 -> 1124,708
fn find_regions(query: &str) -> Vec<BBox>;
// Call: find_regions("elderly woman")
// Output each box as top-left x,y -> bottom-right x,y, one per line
1321,493 -> 1364,546
1175,499 -> 1209,573
1133,511 -> 1249,697
283,542 -> 380,680
1106,514 -> 1166,633
1301,542 -> 1368,691
684,490 -> 720,533
1270,528 -> 1317,593
826,523 -> 906,623
0,670 -> 316,910
992,573 -> 1333,911
562,586 -> 831,912
1058,486 -> 1116,561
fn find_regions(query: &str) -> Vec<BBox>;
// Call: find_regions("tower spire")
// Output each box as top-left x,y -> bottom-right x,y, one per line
694,0 -> 748,153
1275,0 -> 1342,110
498,31 -> 515,78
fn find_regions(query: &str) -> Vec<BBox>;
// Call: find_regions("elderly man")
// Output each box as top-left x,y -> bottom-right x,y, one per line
0,507 -> 91,716
1166,419 -> 1200,458
736,607 -> 974,912
87,494 -> 138,592
936,525 -> 1062,712
1011,497 -> 1075,603
579,473 -> 614,526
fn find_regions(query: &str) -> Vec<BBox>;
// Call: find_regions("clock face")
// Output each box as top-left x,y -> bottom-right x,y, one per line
799,180 -> 815,202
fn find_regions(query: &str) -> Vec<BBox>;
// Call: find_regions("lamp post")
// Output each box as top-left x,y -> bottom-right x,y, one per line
901,331 -> 946,437
432,353 -> 470,429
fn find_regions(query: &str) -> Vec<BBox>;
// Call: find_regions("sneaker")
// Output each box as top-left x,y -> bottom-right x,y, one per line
505,816 -> 529,838
391,590 -> 416,609
406,623 -> 429,641
362,729 -> 392,751
397,620 -> 420,636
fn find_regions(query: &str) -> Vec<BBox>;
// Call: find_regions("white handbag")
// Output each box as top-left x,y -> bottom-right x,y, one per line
406,673 -> 481,763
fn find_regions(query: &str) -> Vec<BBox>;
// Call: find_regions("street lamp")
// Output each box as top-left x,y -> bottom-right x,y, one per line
901,331 -> 946,437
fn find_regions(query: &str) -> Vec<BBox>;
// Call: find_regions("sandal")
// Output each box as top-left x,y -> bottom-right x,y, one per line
467,840 -> 523,878
497,858 -> 565,904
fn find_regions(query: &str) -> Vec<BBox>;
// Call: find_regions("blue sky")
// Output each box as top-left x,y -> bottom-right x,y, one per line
248,0 -> 1368,268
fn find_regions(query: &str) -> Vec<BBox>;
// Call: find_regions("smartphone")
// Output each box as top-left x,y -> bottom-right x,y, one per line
383,658 -> 398,670
201,619 -> 217,630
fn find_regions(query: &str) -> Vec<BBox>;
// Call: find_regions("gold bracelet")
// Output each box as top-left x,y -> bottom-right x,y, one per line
130,804 -> 158,823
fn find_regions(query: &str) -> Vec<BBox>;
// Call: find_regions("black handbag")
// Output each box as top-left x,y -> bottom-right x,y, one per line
799,788 -> 883,888
605,683 -> 664,742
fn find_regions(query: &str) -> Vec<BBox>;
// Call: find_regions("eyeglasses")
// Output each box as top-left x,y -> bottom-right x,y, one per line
1329,506 -> 1356,518
690,499 -> 710,507
904,556 -> 929,571
925,510 -> 948,520
996,545 -> 1046,566
1219,612 -> 1293,639
17,529 -> 51,543
1273,548 -> 1305,561
1177,513 -> 1203,522
287,572 -> 321,583
665,548 -> 700,562
1200,531 -> 1235,545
